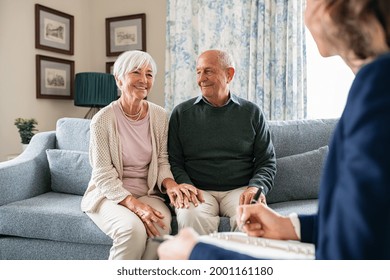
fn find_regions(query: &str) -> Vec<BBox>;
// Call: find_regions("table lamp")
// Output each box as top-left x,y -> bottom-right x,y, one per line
74,72 -> 118,119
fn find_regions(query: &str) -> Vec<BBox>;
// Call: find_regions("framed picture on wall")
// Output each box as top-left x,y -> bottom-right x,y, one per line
106,13 -> 146,56
106,62 -> 115,74
106,62 -> 122,97
35,4 -> 74,55
36,55 -> 74,99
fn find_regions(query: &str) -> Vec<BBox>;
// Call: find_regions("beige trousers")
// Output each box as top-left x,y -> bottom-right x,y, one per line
175,186 -> 246,235
87,196 -> 171,260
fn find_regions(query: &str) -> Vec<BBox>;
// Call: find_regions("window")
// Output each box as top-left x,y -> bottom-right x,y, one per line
306,28 -> 354,119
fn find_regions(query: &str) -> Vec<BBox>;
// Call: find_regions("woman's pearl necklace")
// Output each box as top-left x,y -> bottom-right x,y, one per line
124,103 -> 143,121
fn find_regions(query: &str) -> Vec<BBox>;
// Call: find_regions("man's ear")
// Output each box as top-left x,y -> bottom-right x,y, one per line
226,67 -> 235,83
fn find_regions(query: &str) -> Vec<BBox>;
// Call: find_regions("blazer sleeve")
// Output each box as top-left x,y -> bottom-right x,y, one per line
299,214 -> 317,244
189,242 -> 260,260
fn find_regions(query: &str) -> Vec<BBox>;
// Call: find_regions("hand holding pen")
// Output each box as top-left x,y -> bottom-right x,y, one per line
236,201 -> 299,240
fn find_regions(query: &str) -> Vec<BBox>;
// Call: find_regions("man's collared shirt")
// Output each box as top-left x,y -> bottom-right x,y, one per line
193,93 -> 241,107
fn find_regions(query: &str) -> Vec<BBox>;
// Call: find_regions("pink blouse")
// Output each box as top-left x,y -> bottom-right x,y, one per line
113,101 -> 152,198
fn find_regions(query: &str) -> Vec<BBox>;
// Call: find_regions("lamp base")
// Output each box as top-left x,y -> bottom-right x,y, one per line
84,107 -> 100,119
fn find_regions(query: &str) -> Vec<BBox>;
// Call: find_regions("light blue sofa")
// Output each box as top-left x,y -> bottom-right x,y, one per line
0,117 -> 337,259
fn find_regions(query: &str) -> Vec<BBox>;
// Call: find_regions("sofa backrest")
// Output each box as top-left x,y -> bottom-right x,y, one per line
51,117 -> 338,202
54,117 -> 338,157
56,118 -> 91,152
268,118 -> 338,158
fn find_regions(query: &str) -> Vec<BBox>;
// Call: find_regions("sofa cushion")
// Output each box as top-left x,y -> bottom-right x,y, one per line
0,237 -> 110,260
267,146 -> 328,204
268,119 -> 337,158
46,149 -> 91,195
269,199 -> 318,216
56,118 -> 91,151
0,192 -> 112,246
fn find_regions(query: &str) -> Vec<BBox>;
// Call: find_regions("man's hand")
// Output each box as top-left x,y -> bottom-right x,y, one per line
239,186 -> 267,205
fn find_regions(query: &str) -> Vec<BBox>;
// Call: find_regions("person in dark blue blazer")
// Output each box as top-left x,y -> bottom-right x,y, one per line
158,0 -> 390,260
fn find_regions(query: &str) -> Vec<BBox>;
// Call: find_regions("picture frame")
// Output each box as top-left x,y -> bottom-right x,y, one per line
106,62 -> 122,97
106,62 -> 115,74
35,4 -> 74,55
36,55 -> 75,99
106,13 -> 146,56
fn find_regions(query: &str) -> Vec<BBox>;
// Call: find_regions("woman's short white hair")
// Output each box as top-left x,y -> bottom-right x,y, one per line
113,50 -> 157,81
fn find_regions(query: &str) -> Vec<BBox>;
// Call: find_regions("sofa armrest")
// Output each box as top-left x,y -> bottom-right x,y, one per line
0,131 -> 56,206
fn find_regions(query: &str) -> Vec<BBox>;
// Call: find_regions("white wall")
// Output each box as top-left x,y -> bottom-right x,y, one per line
87,0 -> 167,105
305,27 -> 354,119
0,0 -> 166,161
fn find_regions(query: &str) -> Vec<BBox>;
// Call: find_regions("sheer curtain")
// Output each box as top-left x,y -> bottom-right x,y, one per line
165,0 -> 307,120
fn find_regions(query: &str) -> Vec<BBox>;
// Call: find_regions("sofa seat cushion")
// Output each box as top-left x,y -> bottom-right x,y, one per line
269,199 -> 318,216
0,236 -> 110,260
46,149 -> 91,195
0,192 -> 112,246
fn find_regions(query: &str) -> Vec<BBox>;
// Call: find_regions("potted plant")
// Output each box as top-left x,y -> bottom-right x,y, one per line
14,118 -> 38,149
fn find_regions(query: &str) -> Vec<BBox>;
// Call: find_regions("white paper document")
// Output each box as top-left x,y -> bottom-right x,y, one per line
199,232 -> 315,260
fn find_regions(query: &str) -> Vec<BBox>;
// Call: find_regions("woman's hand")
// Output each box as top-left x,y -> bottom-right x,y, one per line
236,203 -> 298,240
157,227 -> 199,260
119,196 -> 166,238
163,178 -> 205,208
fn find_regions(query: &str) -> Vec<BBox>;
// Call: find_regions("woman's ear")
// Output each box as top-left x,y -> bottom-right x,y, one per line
115,76 -> 122,89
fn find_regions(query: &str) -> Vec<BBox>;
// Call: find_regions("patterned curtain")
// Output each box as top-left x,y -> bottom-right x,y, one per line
165,0 -> 307,120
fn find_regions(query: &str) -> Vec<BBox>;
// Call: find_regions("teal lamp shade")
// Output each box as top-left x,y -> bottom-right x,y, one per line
74,72 -> 118,118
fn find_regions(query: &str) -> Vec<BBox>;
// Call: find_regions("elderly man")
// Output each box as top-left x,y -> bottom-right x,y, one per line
167,49 -> 276,235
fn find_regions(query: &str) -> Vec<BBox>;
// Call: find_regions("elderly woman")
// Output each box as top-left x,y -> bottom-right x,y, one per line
81,50 -> 193,260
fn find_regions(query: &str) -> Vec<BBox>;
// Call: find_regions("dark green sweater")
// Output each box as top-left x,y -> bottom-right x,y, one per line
168,94 -> 276,193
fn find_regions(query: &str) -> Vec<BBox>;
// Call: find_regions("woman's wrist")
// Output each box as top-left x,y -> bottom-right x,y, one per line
280,215 -> 300,240
288,213 -> 301,240
119,195 -> 135,210
162,178 -> 177,190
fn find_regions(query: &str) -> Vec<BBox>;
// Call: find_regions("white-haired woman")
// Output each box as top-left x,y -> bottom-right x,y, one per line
81,50 -> 194,259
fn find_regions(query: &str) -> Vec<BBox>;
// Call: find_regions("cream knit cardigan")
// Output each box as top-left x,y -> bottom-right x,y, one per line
81,100 -> 174,213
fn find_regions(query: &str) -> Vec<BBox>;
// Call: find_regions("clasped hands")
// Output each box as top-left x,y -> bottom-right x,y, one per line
165,182 -> 205,208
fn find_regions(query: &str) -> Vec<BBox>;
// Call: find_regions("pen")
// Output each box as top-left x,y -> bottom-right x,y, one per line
239,186 -> 264,231
250,186 -> 264,204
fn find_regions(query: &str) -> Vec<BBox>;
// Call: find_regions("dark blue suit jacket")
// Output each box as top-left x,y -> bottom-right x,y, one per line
190,53 -> 390,260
